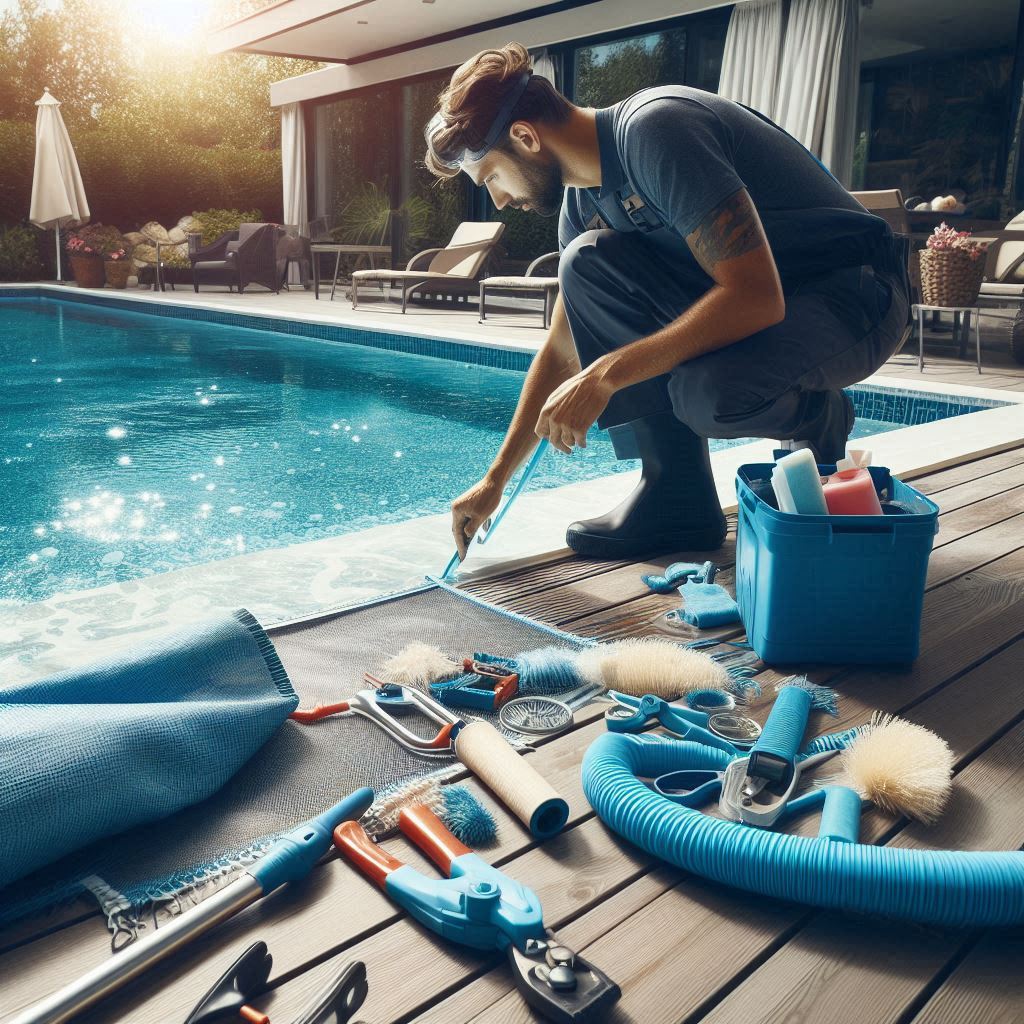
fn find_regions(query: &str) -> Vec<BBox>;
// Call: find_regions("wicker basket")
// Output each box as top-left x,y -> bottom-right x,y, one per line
918,249 -> 986,307
104,259 -> 132,289
69,254 -> 105,289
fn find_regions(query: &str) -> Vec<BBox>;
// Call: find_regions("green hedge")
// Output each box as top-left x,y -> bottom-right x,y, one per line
0,117 -> 282,247
0,222 -> 46,281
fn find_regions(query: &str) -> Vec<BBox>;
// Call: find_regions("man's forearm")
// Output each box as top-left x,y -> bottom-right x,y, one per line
595,283 -> 783,394
489,299 -> 580,484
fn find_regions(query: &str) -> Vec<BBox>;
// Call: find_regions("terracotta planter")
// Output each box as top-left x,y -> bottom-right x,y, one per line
69,254 -> 105,289
918,249 -> 986,307
104,259 -> 132,289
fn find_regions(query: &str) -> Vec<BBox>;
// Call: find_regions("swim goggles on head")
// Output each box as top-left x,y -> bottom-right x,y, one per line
424,70 -> 532,169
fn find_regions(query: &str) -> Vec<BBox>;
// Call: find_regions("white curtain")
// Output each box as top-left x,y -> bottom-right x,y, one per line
775,0 -> 861,185
531,48 -> 560,90
280,102 -> 307,284
718,0 -> 784,117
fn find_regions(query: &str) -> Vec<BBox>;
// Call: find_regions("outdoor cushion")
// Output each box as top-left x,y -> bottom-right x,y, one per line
426,222 -> 504,277
482,275 -> 558,289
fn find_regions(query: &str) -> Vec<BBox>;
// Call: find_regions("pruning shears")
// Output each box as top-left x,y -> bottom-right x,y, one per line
333,803 -> 620,1024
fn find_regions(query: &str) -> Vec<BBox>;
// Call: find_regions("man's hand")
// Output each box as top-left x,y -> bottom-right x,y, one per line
450,476 -> 505,560
535,365 -> 614,454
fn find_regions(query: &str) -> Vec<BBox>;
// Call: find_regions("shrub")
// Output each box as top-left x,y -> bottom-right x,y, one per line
0,223 -> 46,281
190,207 -> 264,246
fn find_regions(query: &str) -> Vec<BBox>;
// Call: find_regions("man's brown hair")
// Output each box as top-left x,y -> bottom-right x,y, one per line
425,42 -> 572,178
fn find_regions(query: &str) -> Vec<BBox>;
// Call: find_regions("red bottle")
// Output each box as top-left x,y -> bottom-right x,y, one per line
823,456 -> 883,516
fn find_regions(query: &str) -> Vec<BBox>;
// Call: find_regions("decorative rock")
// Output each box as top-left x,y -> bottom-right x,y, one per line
124,231 -> 147,246
140,221 -> 171,244
167,226 -> 187,244
177,215 -> 197,233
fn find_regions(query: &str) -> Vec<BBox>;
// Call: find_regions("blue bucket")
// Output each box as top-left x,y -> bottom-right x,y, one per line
735,464 -> 939,665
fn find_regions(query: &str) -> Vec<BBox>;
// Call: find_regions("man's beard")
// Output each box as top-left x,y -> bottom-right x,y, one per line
510,152 -> 564,218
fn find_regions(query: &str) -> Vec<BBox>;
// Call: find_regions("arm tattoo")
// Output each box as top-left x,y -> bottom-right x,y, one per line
687,189 -> 763,277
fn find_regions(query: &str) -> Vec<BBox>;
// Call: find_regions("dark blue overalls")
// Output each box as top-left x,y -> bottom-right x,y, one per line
555,101 -> 911,558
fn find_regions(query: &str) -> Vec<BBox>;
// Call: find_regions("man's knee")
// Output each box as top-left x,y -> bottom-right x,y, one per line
671,360 -> 769,437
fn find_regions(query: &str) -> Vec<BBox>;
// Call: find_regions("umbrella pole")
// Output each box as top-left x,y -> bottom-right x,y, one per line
54,227 -> 61,282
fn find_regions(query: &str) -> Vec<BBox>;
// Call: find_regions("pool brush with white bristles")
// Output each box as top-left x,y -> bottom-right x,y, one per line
380,643 -> 462,688
784,712 -> 955,842
576,638 -> 732,699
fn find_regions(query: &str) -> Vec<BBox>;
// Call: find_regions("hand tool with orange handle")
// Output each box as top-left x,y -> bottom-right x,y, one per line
333,804 -> 620,1024
183,942 -> 368,1024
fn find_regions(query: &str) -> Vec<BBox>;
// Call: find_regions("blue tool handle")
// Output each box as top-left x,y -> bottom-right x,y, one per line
251,787 -> 375,893
658,701 -> 710,730
817,785 -> 863,843
751,686 -> 812,763
652,770 -> 723,807
658,709 -> 738,756
608,692 -> 709,727
477,440 -> 548,546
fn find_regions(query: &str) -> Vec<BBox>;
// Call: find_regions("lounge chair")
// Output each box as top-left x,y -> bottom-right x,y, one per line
479,251 -> 559,328
191,222 -> 283,294
351,222 -> 504,312
977,222 -> 1024,364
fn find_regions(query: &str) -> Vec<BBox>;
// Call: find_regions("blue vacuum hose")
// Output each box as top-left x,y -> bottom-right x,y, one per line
581,733 -> 1024,927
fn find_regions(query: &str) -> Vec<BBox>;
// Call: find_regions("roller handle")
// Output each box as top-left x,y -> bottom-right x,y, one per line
399,803 -> 473,875
817,785 -> 862,843
333,821 -> 404,888
749,686 -> 812,785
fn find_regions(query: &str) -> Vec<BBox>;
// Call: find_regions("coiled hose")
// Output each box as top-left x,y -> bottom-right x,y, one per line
581,732 -> 1024,927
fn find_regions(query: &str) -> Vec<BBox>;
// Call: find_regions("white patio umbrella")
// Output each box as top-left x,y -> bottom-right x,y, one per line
29,87 -> 90,282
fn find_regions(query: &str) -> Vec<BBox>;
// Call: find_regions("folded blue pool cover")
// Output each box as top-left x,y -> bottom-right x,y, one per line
0,608 -> 298,893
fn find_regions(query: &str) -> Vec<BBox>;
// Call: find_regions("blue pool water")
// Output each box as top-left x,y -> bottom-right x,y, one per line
0,296 -> 998,605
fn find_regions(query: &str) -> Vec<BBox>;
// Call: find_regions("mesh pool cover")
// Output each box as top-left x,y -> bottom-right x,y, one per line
0,581 -> 589,933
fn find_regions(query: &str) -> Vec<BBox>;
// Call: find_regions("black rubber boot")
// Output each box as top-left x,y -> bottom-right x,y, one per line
566,412 -> 727,559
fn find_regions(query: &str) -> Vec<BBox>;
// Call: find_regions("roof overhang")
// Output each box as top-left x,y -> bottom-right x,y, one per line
208,0 -> 732,106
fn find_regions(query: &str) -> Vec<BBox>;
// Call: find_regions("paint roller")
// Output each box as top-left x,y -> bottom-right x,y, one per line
453,718 -> 569,839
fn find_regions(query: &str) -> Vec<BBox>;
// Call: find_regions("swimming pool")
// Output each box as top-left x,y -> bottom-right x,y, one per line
0,295 -> 1005,606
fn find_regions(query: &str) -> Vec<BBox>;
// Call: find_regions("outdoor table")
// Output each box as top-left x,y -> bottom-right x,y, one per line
912,303 -> 982,373
311,243 -> 392,301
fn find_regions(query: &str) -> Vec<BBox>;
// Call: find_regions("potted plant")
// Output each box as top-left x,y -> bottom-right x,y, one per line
65,229 -> 105,288
918,222 -> 990,307
65,224 -> 124,288
104,243 -> 133,289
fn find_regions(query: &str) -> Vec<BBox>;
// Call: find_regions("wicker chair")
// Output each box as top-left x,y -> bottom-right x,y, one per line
191,223 -> 283,294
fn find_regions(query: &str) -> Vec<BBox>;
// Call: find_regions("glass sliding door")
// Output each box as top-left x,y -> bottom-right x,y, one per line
573,26 -> 687,108
313,86 -> 395,247
400,73 -> 471,262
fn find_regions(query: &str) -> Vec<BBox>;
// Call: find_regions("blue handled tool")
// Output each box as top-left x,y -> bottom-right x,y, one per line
334,802 -> 619,1024
11,789 -> 375,1024
604,691 -> 763,751
719,685 -> 818,827
441,440 -> 549,580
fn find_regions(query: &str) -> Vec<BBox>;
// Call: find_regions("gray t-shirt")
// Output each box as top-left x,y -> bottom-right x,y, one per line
559,86 -> 888,285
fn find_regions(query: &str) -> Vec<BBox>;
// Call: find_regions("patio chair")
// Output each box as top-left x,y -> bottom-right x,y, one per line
977,224 -> 1024,364
351,221 -> 505,312
191,223 -> 283,294
479,251 -> 559,328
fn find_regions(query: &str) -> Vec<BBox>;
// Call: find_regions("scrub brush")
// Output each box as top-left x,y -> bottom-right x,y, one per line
576,638 -> 731,698
381,643 -> 462,688
787,712 -> 954,828
361,776 -> 498,846
833,712 -> 954,823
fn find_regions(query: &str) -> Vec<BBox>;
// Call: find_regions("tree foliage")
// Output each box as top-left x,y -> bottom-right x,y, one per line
0,0 -> 319,249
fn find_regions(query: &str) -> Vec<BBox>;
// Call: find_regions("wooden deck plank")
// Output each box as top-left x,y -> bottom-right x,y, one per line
910,933 -> 1024,1024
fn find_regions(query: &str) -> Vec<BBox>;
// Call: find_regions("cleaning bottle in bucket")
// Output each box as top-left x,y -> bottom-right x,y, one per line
822,449 -> 882,516
771,449 -> 828,515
